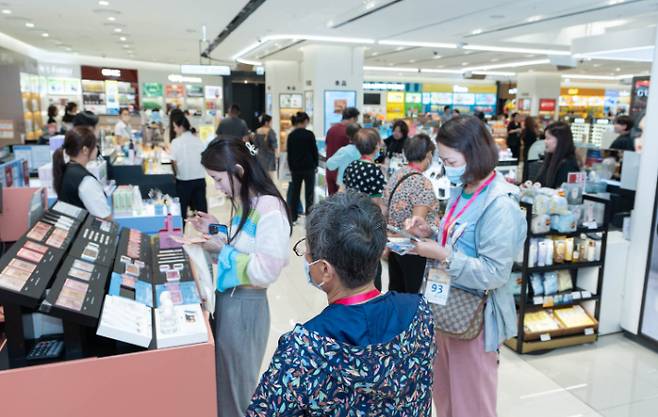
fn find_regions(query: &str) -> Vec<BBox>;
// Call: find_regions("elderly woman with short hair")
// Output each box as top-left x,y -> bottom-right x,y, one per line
247,191 -> 436,416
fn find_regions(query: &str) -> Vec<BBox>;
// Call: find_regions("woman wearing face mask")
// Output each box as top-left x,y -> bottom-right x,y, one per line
384,133 -> 439,294
535,121 -> 579,189
52,126 -> 112,219
405,116 -> 527,417
187,136 -> 291,417
247,191 -> 435,416
384,119 -> 409,159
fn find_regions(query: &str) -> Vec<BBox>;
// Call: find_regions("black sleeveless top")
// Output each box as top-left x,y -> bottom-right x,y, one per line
58,163 -> 94,209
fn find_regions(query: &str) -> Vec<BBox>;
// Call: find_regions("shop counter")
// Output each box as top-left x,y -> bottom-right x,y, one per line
113,202 -> 182,235
109,163 -> 176,199
0,316 -> 217,417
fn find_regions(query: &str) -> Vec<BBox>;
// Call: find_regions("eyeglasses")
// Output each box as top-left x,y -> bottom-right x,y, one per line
293,237 -> 307,257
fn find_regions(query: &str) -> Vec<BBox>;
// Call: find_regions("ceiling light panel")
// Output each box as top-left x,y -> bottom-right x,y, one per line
464,44 -> 570,55
464,59 -> 550,71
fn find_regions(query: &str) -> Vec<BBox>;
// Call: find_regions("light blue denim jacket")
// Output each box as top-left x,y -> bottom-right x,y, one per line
443,173 -> 527,352
326,144 -> 360,186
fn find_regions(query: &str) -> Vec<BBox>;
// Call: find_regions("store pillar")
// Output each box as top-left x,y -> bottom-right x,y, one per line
302,45 -> 365,137
264,61 -> 303,150
516,72 -> 561,117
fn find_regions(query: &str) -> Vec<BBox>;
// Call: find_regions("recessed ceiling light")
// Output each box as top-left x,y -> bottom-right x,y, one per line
98,0 -> 110,5
107,16 -> 116,21
464,51 -> 473,55
527,15 -> 542,22
616,67 -> 621,71
1,9 -> 11,14
490,58 -> 499,62
114,27 -> 122,33
122,44 -> 131,48
41,32 -> 49,37
461,62 -> 469,66
409,59 -> 416,63
472,28 -> 483,35
119,36 -> 127,41
65,47 -> 72,51
395,46 -> 404,51
372,52 -> 378,56
433,55 -> 442,59
593,63 -> 601,67
25,22 -> 34,28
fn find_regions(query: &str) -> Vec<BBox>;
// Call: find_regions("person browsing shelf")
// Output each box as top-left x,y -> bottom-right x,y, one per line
325,107 -> 361,195
405,116 -> 527,417
325,122 -> 361,189
114,107 -> 132,146
610,115 -> 635,151
343,128 -> 386,209
52,126 -> 111,220
170,114 -> 208,220
384,119 -> 409,159
187,137 -> 291,417
535,121 -> 580,189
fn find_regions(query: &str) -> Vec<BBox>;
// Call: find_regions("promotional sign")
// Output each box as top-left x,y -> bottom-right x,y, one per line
185,84 -> 204,97
630,76 -> 650,117
165,84 -> 185,98
142,83 -> 164,97
324,90 -> 356,133
280,94 -> 303,109
539,98 -> 557,112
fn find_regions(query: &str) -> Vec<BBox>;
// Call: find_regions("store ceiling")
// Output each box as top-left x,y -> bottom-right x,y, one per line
0,0 -> 655,79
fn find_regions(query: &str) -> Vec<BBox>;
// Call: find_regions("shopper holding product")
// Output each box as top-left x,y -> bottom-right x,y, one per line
247,191 -> 435,416
535,121 -> 580,189
405,116 -> 527,417
384,133 -> 439,294
187,137 -> 292,417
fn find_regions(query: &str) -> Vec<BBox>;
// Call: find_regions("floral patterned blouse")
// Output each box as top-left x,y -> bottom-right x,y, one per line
384,166 -> 440,229
246,299 -> 436,416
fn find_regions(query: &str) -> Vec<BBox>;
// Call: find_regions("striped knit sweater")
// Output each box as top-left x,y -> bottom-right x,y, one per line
216,195 -> 291,292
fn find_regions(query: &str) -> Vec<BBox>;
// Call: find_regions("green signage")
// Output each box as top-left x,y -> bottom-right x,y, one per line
142,82 -> 163,97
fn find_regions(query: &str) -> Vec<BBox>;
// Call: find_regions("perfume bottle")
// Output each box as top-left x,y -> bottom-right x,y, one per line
159,292 -> 178,335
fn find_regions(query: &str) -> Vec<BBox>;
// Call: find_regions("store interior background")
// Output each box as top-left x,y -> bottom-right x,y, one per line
1,0 -> 658,416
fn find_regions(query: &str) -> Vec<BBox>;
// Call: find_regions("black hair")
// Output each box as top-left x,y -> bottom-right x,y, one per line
306,191 -> 386,289
291,112 -> 310,126
355,128 -> 380,155
512,112 -> 519,118
169,108 -> 185,141
404,133 -> 436,163
538,121 -> 576,188
260,114 -> 272,126
47,104 -> 58,119
65,102 -> 78,114
229,104 -> 241,114
392,119 -> 409,137
346,123 -> 361,144
119,107 -> 130,116
437,116 -> 499,184
615,115 -> 633,132
475,111 -> 486,121
454,109 -> 461,114
443,105 -> 451,112
342,107 -> 360,121
52,127 -> 98,196
172,114 -> 191,132
72,111 -> 99,128
201,137 -> 292,240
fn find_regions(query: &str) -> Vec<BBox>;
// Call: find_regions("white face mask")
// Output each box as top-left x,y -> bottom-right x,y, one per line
304,258 -> 324,290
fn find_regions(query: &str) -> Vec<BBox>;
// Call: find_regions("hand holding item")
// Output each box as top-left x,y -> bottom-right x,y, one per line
404,216 -> 433,239
170,235 -> 208,245
201,233 -> 226,255
410,239 -> 451,261
185,211 -> 219,234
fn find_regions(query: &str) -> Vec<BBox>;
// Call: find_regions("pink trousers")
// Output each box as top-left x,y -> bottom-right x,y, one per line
433,330 -> 498,417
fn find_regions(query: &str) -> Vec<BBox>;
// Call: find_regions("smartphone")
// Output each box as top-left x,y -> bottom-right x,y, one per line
386,224 -> 421,243
209,224 -> 228,237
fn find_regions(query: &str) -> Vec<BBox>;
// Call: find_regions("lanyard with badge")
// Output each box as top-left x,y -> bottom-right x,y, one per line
423,172 -> 496,306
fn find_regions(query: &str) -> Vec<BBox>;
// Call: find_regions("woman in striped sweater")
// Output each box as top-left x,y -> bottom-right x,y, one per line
188,136 -> 292,417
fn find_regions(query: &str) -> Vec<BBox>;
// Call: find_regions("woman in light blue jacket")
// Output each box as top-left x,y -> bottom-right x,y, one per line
326,123 -> 361,188
407,116 -> 527,417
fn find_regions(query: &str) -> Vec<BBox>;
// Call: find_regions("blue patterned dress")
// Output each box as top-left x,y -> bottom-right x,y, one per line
246,299 -> 436,416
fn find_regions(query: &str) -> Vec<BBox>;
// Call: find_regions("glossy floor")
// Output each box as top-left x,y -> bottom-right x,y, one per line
203,186 -> 658,417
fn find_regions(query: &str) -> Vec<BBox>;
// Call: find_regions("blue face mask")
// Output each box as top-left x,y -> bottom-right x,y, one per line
444,164 -> 467,186
304,259 -> 324,290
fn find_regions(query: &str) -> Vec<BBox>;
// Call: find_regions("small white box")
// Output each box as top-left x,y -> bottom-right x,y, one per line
97,295 -> 153,348
155,303 -> 208,349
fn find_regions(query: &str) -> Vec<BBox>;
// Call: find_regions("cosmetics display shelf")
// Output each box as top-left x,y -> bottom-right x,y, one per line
517,287 -> 600,311
509,195 -> 610,354
529,226 -> 606,239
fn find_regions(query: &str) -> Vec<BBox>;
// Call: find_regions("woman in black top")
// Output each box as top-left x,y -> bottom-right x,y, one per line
535,121 -> 580,189
61,102 -> 78,132
507,112 -> 522,159
286,112 -> 319,223
384,119 -> 409,159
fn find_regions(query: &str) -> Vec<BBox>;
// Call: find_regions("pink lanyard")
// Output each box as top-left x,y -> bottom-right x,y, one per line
333,289 -> 381,306
441,172 -> 496,246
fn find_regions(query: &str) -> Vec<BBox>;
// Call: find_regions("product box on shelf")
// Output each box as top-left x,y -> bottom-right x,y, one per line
154,302 -> 208,349
97,294 -> 153,348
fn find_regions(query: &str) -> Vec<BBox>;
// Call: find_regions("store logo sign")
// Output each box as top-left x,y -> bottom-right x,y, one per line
180,64 -> 230,76
568,88 -> 579,95
508,88 -> 517,95
101,68 -> 121,77
168,74 -> 203,83
363,82 -> 404,91
453,85 -> 468,93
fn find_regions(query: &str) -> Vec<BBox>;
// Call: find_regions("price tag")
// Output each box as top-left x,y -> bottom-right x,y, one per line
543,296 -> 555,308
540,333 -> 551,342
423,268 -> 451,306
584,328 -> 595,336
582,291 -> 592,299
572,292 -> 581,300
533,296 -> 544,305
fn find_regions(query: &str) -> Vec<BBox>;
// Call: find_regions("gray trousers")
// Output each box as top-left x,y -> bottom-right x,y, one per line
214,287 -> 270,417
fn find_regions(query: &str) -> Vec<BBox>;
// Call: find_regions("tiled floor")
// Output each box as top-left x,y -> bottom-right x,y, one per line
202,183 -> 658,417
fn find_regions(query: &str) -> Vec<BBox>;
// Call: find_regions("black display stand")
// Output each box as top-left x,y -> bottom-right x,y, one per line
507,194 -> 611,354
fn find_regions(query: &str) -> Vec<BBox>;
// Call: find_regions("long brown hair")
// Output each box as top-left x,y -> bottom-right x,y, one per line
52,127 -> 98,195
537,121 -> 576,187
201,137 -> 292,240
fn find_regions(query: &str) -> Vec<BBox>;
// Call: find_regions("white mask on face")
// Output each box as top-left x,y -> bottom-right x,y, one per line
304,258 -> 324,290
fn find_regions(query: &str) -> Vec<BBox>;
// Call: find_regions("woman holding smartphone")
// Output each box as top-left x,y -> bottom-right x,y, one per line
406,116 -> 526,417
187,136 -> 292,417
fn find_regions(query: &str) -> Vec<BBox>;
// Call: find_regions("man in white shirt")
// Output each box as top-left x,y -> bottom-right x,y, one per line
114,107 -> 132,145
170,115 -> 208,219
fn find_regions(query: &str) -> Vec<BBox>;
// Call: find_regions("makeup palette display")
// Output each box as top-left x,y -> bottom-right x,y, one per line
153,247 -> 194,285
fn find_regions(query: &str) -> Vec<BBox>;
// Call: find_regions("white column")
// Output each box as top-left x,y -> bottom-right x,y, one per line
264,60 -> 303,138
516,72 -> 561,117
302,45 -> 364,137
621,27 -> 658,335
